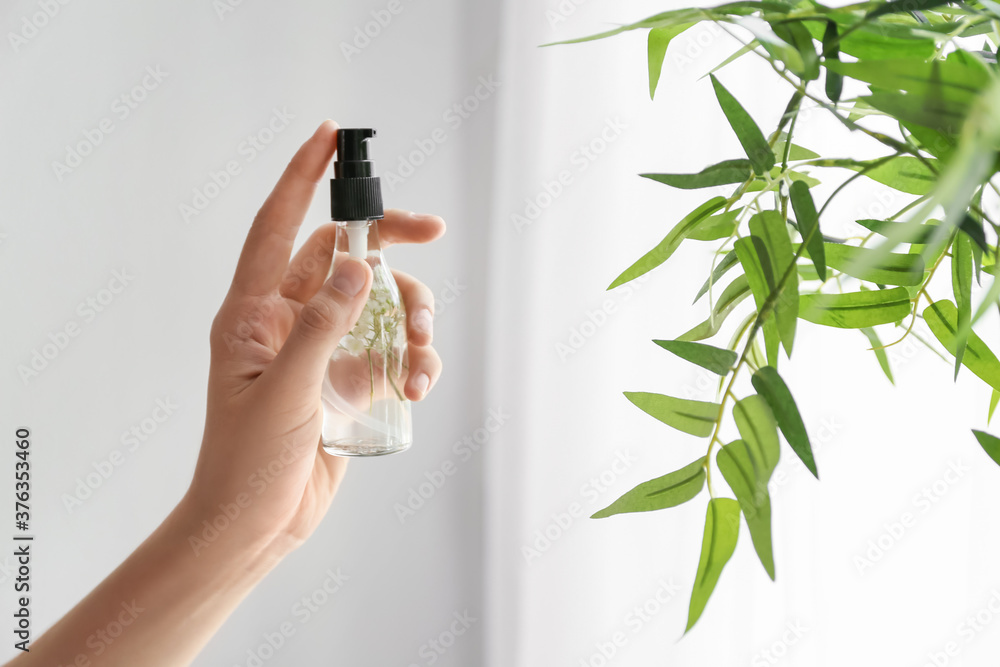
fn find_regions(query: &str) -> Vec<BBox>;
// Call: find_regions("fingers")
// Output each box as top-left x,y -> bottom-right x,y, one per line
405,344 -> 442,401
380,209 -> 446,247
232,121 -> 339,297
277,210 -> 445,304
266,257 -> 373,391
280,224 -> 338,304
393,269 -> 435,347
397,267 -> 441,401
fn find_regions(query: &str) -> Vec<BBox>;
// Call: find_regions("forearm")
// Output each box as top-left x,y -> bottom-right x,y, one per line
7,494 -> 293,667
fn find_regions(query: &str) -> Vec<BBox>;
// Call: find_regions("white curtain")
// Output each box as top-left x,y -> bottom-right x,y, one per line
485,1 -> 1000,665
5,0 -> 1000,664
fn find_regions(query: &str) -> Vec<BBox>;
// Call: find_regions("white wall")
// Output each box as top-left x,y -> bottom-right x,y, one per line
2,0 -> 500,664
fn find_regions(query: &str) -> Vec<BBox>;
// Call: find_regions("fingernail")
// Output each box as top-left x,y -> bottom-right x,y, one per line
414,308 -> 433,336
331,259 -> 367,297
413,372 -> 430,396
409,211 -> 439,220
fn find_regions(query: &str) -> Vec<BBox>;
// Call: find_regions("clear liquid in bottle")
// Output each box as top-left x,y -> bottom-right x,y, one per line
321,220 -> 412,456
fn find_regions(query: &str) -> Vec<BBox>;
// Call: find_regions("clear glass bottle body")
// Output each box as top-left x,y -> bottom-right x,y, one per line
321,220 -> 412,456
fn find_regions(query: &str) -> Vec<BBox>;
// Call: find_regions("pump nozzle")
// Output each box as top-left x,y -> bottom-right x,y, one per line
331,128 -> 384,221
335,129 -> 376,177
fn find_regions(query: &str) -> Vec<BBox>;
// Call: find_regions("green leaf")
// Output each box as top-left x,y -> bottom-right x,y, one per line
990,390 -> 1000,424
734,237 -> 775,296
745,167 -> 821,191
863,91 -> 967,136
923,300 -> 1000,393
856,218 -> 941,244
913,233 -> 953,278
861,326 -> 895,384
824,57 -> 988,109
653,339 -> 738,375
846,98 -> 882,122
972,235 -> 983,287
776,90 -> 802,135
642,159 -> 753,190
710,74 -> 775,175
706,39 -> 760,77
624,392 -> 720,437
735,16 -> 806,77
688,210 -> 741,241
959,212 -> 991,256
751,366 -> 817,478
735,236 -> 781,366
686,497 -> 740,632
772,133 -> 819,161
680,274 -> 751,341
543,4 -> 764,46
694,250 -> 740,302
797,264 -> 822,281
649,24 -> 694,99
749,211 -> 799,356
972,430 -> 1000,468
969,185 -> 986,271
841,31 -> 936,61
803,18 -> 937,61
865,0 -> 955,20
748,337 -> 767,370
789,180 -> 826,282
970,270 -> 1000,330
609,197 -> 727,289
903,121 -> 957,160
785,144 -> 819,161
799,287 -> 912,328
952,232 -> 973,377
823,243 -> 926,286
822,21 -> 843,103
849,156 -> 939,195
770,19 -> 819,81
592,457 -> 706,518
733,394 -> 781,481
717,440 -> 774,579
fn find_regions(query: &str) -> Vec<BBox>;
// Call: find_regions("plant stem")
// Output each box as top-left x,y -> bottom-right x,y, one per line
387,371 -> 406,402
367,349 -> 375,413
703,88 -> 806,493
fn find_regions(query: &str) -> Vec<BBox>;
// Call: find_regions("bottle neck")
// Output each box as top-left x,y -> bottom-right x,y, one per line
344,220 -> 372,259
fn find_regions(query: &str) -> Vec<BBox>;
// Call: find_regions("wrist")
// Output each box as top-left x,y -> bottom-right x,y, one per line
173,489 -> 299,572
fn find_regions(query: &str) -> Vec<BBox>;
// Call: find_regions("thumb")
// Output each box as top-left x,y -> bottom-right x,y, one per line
268,257 -> 373,391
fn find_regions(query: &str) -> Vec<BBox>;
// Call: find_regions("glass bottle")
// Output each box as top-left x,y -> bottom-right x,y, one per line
321,130 -> 412,456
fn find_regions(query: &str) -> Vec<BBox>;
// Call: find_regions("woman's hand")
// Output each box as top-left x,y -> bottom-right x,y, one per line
185,120 -> 445,556
7,121 -> 444,667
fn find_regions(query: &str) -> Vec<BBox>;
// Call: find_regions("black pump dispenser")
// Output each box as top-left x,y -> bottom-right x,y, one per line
331,128 -> 384,221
